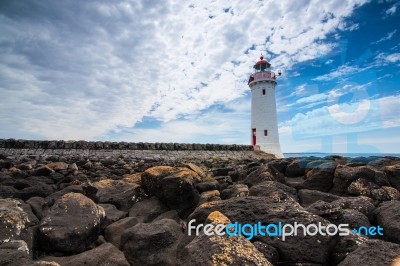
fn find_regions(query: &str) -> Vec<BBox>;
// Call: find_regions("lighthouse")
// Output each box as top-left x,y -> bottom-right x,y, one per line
248,54 -> 284,158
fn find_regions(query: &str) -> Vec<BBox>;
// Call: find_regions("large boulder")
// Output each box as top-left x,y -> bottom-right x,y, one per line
0,240 -> 53,266
220,184 -> 249,199
98,203 -> 127,230
331,166 -> 376,195
40,243 -> 130,266
37,192 -> 105,254
346,178 -> 390,201
306,201 -> 371,229
128,196 -> 169,223
243,164 -> 285,187
93,179 -> 146,211
121,218 -> 183,266
384,164 -> 400,191
188,196 -> 337,264
140,166 -> 201,217
338,239 -> 400,266
249,181 -> 298,202
298,189 -> 340,207
0,199 -> 30,244
178,211 -> 272,266
105,217 -> 139,247
374,200 -> 400,244
300,164 -> 335,192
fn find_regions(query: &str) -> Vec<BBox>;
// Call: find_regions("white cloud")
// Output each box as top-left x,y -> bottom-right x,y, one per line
372,29 -> 397,44
0,0 -> 370,140
313,65 -> 361,81
279,93 -> 400,140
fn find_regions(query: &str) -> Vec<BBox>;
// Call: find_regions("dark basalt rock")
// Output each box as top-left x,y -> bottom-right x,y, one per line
188,196 -> 337,264
40,242 -> 130,266
338,239 -> 400,266
140,166 -> 201,217
121,218 -> 183,266
128,196 -> 169,223
37,192 -> 105,254
374,200 -> 400,244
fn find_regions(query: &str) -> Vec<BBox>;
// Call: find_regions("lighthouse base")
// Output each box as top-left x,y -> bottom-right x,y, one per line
255,143 -> 284,158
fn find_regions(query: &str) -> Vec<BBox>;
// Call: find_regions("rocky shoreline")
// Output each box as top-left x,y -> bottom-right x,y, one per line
1,151 -> 400,265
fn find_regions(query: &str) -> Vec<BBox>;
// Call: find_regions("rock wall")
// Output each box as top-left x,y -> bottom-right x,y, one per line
0,139 -> 270,162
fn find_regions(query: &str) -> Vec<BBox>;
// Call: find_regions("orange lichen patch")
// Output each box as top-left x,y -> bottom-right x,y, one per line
144,166 -> 176,177
122,173 -> 142,184
206,211 -> 231,225
199,201 -> 218,209
46,162 -> 68,171
59,192 -> 94,208
92,179 -> 115,189
209,235 -> 271,266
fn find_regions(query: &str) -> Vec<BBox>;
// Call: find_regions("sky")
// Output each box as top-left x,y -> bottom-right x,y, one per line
0,0 -> 399,154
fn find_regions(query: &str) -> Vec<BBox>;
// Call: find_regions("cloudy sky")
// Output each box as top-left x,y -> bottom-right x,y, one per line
0,0 -> 399,154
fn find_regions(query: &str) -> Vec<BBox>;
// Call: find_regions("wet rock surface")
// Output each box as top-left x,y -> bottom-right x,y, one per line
0,149 -> 399,265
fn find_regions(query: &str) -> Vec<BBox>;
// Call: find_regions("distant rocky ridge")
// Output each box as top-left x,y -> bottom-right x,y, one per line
1,141 -> 400,265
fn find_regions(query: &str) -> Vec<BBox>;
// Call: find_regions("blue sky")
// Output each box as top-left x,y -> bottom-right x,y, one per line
0,0 -> 399,153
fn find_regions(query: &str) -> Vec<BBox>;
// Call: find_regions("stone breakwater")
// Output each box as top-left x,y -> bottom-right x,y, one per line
1,143 -> 400,265
0,139 -> 254,151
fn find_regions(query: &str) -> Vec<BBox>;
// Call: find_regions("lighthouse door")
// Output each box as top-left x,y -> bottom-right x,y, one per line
252,128 -> 256,145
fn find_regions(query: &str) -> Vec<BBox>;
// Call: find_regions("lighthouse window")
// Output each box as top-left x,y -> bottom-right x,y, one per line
262,89 -> 266,95
264,130 -> 268,136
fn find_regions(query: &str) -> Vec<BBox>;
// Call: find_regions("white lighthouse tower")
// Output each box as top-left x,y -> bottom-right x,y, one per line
248,54 -> 284,158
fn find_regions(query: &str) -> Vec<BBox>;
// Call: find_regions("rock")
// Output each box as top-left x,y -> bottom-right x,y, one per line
0,240 -> 36,266
121,218 -> 183,266
105,217 -> 139,248
34,166 -> 54,176
253,241 -> 279,265
338,239 -> 400,266
300,164 -> 335,192
37,192 -> 105,254
384,164 -> 400,191
243,165 -> 285,187
332,197 -> 376,221
98,203 -> 128,229
307,201 -> 370,229
285,159 -> 307,177
330,234 -> 368,265
178,211 -> 272,266
45,162 -> 69,171
26,197 -> 45,220
184,163 -> 207,178
40,243 -> 130,266
346,178 -> 390,201
188,197 -> 336,264
331,166 -> 376,195
249,181 -> 299,202
298,189 -> 340,207
153,210 -> 181,223
374,200 -> 400,244
198,190 -> 221,205
67,163 -> 78,171
195,180 -> 219,193
220,184 -> 249,199
382,186 -> 400,200
140,166 -> 201,217
242,165 -> 276,187
93,179 -> 146,211
15,181 -> 55,201
214,176 -> 233,190
0,199 -> 30,244
128,196 -> 169,223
